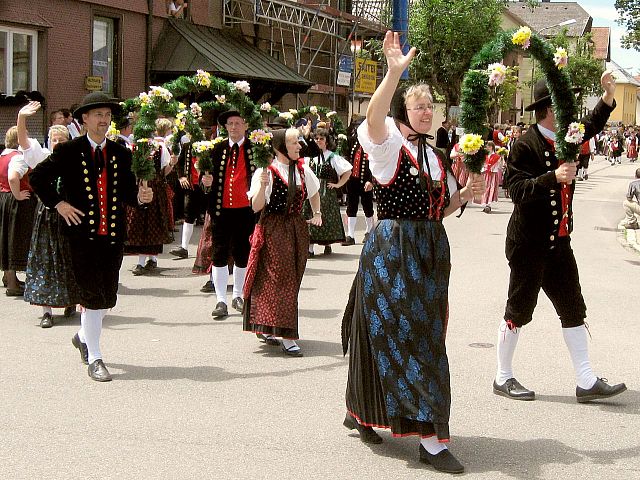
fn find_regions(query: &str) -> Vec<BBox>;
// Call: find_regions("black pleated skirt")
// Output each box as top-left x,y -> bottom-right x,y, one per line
0,192 -> 37,271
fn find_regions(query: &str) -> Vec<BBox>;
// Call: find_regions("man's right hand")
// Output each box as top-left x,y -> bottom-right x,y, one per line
179,177 -> 192,189
201,174 -> 213,188
555,162 -> 578,184
56,201 -> 85,226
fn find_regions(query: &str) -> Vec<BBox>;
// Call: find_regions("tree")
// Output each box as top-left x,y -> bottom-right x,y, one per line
408,0 -> 507,116
615,0 -> 640,50
548,29 -> 605,111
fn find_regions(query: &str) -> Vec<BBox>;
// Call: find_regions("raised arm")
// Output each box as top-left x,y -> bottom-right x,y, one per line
365,31 -> 416,145
17,101 -> 41,150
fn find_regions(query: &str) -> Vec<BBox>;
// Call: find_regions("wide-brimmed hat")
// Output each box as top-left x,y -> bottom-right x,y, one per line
266,116 -> 290,129
217,109 -> 244,126
525,79 -> 581,112
73,92 -> 122,123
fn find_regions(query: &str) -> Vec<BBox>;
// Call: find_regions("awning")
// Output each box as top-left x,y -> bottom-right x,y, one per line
151,20 -> 313,100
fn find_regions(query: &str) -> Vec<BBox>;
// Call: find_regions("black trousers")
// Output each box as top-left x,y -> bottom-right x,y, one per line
504,237 -> 586,328
68,236 -> 124,310
345,177 -> 374,218
211,207 -> 255,268
183,184 -> 206,224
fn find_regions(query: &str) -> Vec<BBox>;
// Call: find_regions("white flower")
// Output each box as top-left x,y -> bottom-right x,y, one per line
190,102 -> 203,118
288,108 -> 298,116
487,63 -> 507,87
564,122 -> 585,144
338,133 -> 347,141
233,80 -> 251,94
260,102 -> 272,112
309,106 -> 318,115
195,70 -> 211,88
279,112 -> 294,120
327,111 -> 337,118
138,92 -> 152,106
149,86 -> 173,102
215,95 -> 226,104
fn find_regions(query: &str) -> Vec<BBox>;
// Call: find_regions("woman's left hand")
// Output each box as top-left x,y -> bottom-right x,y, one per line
308,214 -> 322,227
327,183 -> 338,189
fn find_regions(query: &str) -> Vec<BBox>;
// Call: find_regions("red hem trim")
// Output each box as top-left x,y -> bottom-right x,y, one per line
346,410 -> 449,442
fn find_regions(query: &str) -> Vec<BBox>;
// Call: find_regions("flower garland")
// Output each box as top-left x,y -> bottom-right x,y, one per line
459,28 -> 580,173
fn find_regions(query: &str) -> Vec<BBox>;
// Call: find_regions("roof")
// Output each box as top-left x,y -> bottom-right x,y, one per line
606,61 -> 640,87
506,1 -> 591,37
590,27 -> 610,61
152,20 -> 313,92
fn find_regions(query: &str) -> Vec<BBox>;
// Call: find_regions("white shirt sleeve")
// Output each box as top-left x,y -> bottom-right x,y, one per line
18,138 -> 50,169
248,167 -> 273,204
329,152 -> 352,177
160,144 -> 171,168
357,116 -> 404,184
8,153 -> 29,178
303,163 -> 320,198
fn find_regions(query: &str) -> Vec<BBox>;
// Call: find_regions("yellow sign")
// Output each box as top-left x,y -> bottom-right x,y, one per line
85,76 -> 104,91
354,58 -> 377,94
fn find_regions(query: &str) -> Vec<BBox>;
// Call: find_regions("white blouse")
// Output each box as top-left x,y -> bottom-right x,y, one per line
304,150 -> 352,177
248,158 -> 320,203
2,149 -> 29,178
357,116 -> 458,195
18,138 -> 50,170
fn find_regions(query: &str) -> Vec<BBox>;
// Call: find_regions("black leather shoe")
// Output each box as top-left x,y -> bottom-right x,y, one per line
40,313 -> 53,328
257,333 -> 280,346
211,301 -> 228,319
132,264 -> 146,276
576,378 -> 627,403
324,245 -> 332,255
144,259 -> 157,270
88,359 -> 112,382
343,414 -> 382,444
493,378 -> 535,401
6,287 -> 24,297
200,280 -> 215,293
341,236 -> 355,246
231,297 -> 244,312
169,246 -> 188,259
282,344 -> 304,357
72,333 -> 89,365
63,305 -> 76,317
419,445 -> 465,474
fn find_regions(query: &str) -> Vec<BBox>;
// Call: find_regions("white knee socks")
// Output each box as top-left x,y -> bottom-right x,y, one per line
495,319 -> 520,385
212,266 -> 229,304
181,222 -> 194,250
365,216 -> 374,234
347,217 -> 357,238
42,306 -> 53,316
137,255 -> 146,266
562,325 -> 597,389
232,266 -> 246,299
82,308 -> 107,364
420,436 -> 448,454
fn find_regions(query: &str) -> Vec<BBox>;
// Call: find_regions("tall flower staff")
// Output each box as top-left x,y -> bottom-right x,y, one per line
191,139 -> 218,192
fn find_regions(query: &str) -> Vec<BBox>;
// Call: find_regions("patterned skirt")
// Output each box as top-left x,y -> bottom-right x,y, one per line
0,192 -> 37,271
124,178 -> 172,255
627,144 -> 637,159
452,158 -> 469,187
193,212 -> 214,274
480,171 -> 499,205
243,212 -> 309,339
24,202 -> 81,307
303,185 -> 346,244
342,219 -> 452,440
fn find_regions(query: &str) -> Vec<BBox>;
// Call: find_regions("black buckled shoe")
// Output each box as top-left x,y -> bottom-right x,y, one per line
132,264 -> 146,276
211,301 -> 228,319
257,333 -> 280,346
341,236 -> 356,246
88,359 -> 112,382
231,297 -> 244,312
419,445 -> 465,474
343,414 -> 382,444
576,378 -> 627,403
200,280 -> 215,293
72,333 -> 89,365
144,259 -> 157,270
63,305 -> 76,317
169,246 -> 188,259
40,312 -> 53,328
493,378 -> 535,401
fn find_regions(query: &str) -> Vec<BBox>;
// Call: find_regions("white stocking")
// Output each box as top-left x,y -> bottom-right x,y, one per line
495,319 -> 520,385
562,325 -> 597,389
232,266 -> 246,299
212,266 -> 229,304
83,308 -> 107,364
365,216 -> 374,234
420,436 -> 447,454
181,222 -> 194,250
347,217 -> 357,238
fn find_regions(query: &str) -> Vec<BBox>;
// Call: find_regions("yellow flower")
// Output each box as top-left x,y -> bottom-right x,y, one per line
512,26 -> 532,49
554,47 -> 568,69
459,133 -> 485,155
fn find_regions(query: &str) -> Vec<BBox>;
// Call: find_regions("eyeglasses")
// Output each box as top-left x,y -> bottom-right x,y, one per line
406,105 -> 433,113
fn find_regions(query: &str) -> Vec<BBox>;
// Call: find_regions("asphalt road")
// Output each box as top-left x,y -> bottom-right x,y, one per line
1,155 -> 638,479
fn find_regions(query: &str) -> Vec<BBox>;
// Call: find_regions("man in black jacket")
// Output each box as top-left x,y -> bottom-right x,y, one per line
493,72 -> 627,403
435,120 -> 450,151
30,92 -> 153,382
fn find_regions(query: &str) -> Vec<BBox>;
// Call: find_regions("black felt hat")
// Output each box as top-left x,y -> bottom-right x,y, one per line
73,92 -> 122,123
266,116 -> 290,129
217,109 -> 244,126
525,79 -> 581,112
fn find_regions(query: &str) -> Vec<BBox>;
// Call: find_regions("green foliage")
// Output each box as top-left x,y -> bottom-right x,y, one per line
408,0 -> 507,114
615,0 -> 640,50
459,29 -> 580,173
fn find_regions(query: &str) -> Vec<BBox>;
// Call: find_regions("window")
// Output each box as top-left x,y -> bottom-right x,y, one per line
92,16 -> 118,95
0,26 -> 38,95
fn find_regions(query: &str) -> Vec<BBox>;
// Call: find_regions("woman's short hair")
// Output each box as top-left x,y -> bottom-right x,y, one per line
403,84 -> 433,105
155,117 -> 173,137
5,126 -> 18,149
48,125 -> 70,145
314,127 -> 336,151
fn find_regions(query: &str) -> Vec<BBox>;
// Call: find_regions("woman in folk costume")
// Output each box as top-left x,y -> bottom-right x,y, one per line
124,118 -> 174,275
18,101 -> 80,327
303,127 -> 352,256
626,128 -> 637,162
479,141 -> 503,213
608,131 -> 623,165
0,126 -> 38,297
243,128 -> 322,357
341,32 -> 484,474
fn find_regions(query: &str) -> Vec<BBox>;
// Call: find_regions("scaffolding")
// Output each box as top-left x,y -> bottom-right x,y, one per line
222,0 -> 390,110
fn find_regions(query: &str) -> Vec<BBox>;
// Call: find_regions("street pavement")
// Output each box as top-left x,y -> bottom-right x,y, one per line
1,155 -> 638,479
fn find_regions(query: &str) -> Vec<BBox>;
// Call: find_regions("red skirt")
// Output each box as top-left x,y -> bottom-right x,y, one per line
480,171 -> 499,205
452,157 -> 469,187
243,212 -> 309,339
